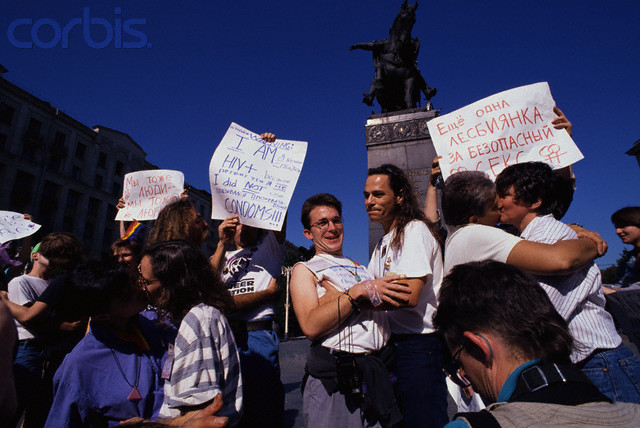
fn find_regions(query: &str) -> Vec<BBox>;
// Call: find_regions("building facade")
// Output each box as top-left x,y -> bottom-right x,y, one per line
0,67 -> 214,258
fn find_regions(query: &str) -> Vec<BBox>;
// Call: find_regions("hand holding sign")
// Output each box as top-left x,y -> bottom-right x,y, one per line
0,211 -> 41,244
209,123 -> 307,231
427,82 -> 583,180
115,170 -> 185,221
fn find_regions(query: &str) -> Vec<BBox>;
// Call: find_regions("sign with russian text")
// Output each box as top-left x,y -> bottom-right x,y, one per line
209,123 -> 307,231
0,211 -> 41,244
427,82 -> 583,180
115,170 -> 184,221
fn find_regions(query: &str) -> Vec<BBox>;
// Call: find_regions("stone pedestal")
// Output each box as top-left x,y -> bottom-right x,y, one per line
365,107 -> 440,256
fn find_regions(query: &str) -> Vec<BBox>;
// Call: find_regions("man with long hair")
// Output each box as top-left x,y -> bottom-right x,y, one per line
364,164 -> 447,427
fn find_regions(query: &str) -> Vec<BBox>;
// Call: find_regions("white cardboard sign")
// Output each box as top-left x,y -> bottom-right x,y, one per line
427,82 -> 583,180
115,170 -> 184,221
0,211 -> 41,244
209,123 -> 307,231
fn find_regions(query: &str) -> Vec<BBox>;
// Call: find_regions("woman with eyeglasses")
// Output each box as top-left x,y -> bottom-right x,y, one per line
138,239 -> 242,425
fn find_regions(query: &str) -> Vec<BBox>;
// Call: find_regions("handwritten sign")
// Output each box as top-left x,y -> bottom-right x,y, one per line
427,82 -> 583,180
115,170 -> 184,221
209,123 -> 307,231
0,211 -> 41,244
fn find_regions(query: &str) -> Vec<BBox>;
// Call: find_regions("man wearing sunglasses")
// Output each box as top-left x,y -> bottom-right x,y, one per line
291,193 -> 409,428
434,261 -> 640,428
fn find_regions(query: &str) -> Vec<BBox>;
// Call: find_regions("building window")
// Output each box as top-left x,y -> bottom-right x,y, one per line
21,119 -> 43,161
83,222 -> 94,244
115,161 -> 124,176
48,132 -> 67,173
94,174 -> 103,189
0,103 -> 15,126
98,151 -> 107,169
72,166 -> 82,180
87,197 -> 100,217
62,216 -> 74,233
75,142 -> 87,160
39,181 -> 60,231
26,118 -> 42,138
0,133 -> 6,151
10,170 -> 36,212
54,131 -> 66,146
112,182 -> 121,196
66,189 -> 80,209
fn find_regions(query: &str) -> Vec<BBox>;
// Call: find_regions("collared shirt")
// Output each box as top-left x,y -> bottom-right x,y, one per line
521,215 -> 621,362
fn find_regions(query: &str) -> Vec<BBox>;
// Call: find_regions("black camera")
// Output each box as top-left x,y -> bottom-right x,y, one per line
336,354 -> 363,398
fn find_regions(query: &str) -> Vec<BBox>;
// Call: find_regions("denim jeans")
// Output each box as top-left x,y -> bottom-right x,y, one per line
234,327 -> 284,428
581,344 -> 640,404
392,333 -> 448,428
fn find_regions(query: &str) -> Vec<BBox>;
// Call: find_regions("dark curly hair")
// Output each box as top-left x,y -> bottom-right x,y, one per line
433,260 -> 573,364
495,162 -> 559,217
143,240 -> 234,323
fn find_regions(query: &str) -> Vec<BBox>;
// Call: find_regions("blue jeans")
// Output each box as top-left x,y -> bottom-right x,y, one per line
581,344 -> 640,403
392,333 -> 448,428
234,327 -> 284,428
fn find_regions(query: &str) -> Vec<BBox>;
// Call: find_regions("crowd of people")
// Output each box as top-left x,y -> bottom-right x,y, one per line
1,119 -> 640,428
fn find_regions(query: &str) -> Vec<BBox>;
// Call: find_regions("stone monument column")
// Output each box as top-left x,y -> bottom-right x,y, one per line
365,107 -> 440,256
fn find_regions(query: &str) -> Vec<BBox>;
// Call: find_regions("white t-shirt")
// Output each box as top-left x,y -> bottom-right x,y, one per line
444,224 -> 522,274
222,232 -> 283,322
299,254 -> 389,354
368,220 -> 444,335
8,274 -> 50,340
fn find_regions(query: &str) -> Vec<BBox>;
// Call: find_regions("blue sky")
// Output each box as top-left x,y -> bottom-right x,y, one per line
1,1 -> 638,268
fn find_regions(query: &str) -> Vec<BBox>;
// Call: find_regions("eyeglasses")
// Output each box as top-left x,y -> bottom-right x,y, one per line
137,265 -> 159,293
310,216 -> 343,231
442,342 -> 471,388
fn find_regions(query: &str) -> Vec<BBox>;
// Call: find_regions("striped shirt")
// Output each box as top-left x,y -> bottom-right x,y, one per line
521,215 -> 621,363
159,303 -> 243,425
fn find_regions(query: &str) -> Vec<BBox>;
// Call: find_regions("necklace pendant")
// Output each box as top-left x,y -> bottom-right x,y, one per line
127,386 -> 142,401
354,274 -> 361,282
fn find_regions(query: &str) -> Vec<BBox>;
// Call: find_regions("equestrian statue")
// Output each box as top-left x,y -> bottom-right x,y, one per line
350,1 -> 437,113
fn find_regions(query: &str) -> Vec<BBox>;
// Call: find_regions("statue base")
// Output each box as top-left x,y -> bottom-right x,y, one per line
365,107 -> 440,257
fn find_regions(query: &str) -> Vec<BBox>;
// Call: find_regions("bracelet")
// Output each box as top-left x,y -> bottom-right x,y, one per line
344,290 -> 360,314
363,280 -> 382,307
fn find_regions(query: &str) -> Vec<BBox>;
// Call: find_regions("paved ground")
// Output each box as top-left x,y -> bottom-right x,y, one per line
280,337 -> 310,428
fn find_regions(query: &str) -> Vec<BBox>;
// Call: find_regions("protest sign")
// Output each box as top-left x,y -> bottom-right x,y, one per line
427,82 -> 583,180
115,170 -> 184,221
209,123 -> 307,231
0,211 -> 41,244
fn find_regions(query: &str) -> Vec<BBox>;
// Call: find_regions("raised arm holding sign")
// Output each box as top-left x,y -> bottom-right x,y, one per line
427,82 -> 583,180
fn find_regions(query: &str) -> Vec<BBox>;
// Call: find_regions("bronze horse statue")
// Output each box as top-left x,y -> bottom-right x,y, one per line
350,1 -> 436,113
